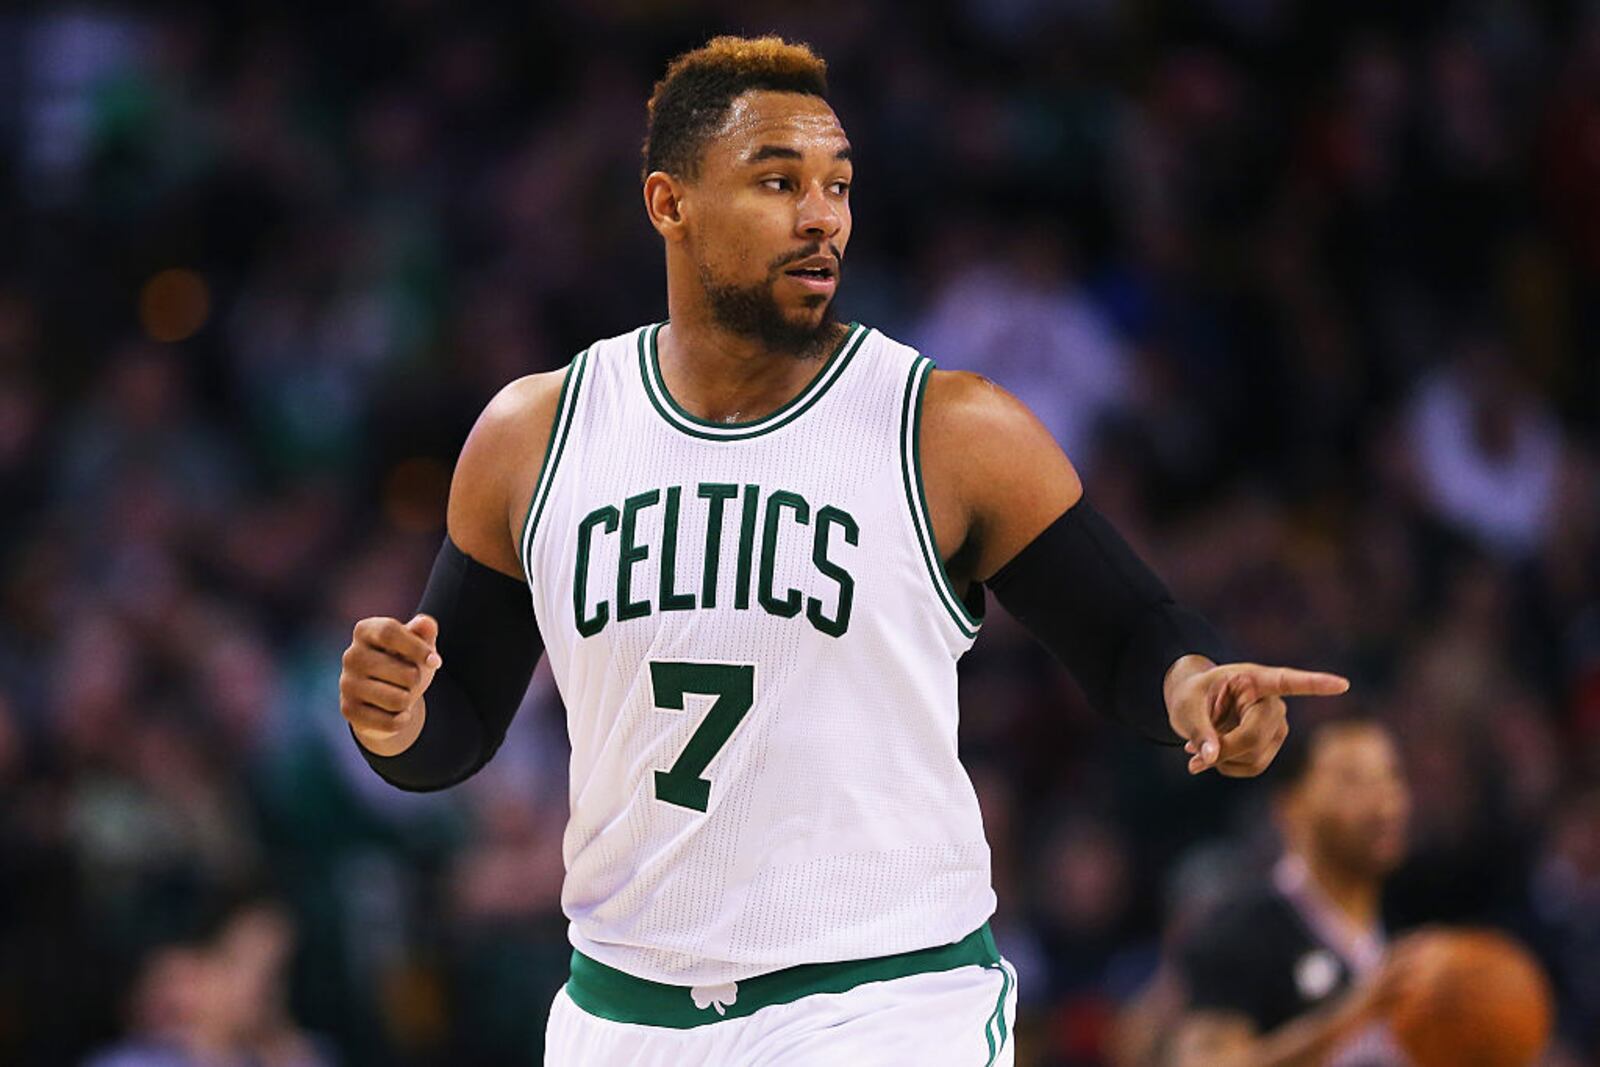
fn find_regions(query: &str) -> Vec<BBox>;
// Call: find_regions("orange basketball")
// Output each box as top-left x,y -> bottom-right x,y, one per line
1389,928 -> 1554,1067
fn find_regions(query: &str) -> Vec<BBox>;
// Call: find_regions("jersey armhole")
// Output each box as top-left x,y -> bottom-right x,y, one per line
899,356 -> 984,639
519,346 -> 593,579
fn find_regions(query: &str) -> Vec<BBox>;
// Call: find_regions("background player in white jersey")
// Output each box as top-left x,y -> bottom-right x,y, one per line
338,35 -> 1352,1066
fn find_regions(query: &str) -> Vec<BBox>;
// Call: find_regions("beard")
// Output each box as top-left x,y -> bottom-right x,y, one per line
697,251 -> 842,359
1313,817 -> 1405,881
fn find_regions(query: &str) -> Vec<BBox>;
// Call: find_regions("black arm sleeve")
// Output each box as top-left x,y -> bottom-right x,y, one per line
983,499 -> 1229,745
356,535 -> 544,792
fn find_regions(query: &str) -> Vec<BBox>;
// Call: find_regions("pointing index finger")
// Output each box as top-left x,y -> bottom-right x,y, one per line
1256,666 -> 1351,698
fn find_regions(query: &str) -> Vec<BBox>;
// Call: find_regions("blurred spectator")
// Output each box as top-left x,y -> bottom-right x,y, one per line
1527,791 -> 1600,1056
913,224 -> 1130,472
85,897 -> 336,1067
1405,332 -> 1564,559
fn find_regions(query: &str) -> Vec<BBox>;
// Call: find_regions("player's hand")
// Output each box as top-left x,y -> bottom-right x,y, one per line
340,614 -> 442,757
1165,658 -> 1350,776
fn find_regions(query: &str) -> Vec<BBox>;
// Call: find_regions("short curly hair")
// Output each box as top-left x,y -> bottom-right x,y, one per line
1270,710 -> 1388,793
643,35 -> 829,182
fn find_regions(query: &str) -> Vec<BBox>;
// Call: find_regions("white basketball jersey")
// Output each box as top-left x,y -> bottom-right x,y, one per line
522,321 -> 994,986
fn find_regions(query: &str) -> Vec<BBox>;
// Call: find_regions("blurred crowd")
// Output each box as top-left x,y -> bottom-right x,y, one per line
0,2 -> 1596,1065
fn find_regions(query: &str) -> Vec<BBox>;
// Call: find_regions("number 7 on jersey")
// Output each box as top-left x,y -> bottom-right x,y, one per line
649,661 -> 756,812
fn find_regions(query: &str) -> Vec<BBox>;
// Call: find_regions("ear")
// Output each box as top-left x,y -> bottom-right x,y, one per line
643,172 -> 689,241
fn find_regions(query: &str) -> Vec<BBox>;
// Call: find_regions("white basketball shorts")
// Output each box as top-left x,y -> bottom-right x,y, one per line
544,925 -> 1018,1066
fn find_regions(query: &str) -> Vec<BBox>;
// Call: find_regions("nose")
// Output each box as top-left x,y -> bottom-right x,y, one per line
795,181 -> 844,241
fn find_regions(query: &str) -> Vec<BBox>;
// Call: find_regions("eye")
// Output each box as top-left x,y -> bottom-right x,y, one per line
760,177 -> 792,191
829,180 -> 851,196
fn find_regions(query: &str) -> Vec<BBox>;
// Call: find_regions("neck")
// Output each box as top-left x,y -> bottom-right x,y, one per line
664,280 -> 795,364
1300,850 -> 1381,928
658,271 -> 845,423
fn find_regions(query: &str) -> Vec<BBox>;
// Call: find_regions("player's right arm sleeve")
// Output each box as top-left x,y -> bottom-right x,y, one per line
355,535 -> 544,792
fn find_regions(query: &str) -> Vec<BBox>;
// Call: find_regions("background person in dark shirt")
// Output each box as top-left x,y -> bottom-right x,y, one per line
1170,715 -> 1421,1067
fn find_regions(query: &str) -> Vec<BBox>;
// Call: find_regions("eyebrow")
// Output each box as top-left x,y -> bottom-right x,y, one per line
746,144 -> 853,163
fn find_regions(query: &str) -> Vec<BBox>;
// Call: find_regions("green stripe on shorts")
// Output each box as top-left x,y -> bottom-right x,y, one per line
566,924 -> 1001,1029
983,960 -> 1014,1065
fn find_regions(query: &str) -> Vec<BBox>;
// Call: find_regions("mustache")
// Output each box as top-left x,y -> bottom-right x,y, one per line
768,243 -> 845,275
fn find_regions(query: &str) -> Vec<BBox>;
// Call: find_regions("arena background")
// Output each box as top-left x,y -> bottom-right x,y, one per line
0,2 -> 1597,1064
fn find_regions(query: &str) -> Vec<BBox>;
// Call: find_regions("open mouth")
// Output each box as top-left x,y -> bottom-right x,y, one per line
783,262 -> 837,291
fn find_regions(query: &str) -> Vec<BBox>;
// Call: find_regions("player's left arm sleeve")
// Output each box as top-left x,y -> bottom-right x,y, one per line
357,535 -> 544,791
983,499 -> 1229,745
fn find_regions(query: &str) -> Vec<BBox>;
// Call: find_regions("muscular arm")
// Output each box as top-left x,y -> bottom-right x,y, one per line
918,370 -> 1345,765
917,370 -> 1084,587
918,370 -> 1217,744
450,369 -> 570,580
349,369 -> 565,790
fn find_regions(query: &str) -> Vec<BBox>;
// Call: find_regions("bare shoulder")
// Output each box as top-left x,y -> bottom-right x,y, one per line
478,369 -> 569,444
447,368 -> 569,579
921,368 -> 1043,436
919,368 -> 1083,580
919,369 -> 1082,499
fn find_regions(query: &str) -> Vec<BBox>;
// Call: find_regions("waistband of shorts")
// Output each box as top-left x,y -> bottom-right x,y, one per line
564,923 -> 1000,1029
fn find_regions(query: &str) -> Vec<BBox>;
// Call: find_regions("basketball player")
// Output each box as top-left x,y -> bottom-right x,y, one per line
1169,716 -> 1421,1067
338,36 -> 1351,1065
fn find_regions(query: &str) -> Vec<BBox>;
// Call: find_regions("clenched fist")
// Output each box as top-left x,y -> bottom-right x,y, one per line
341,614 -> 442,757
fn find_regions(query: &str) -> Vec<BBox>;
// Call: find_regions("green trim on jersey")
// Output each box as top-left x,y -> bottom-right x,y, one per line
900,357 -> 983,638
520,346 -> 592,580
565,924 -> 1001,1029
638,322 -> 869,441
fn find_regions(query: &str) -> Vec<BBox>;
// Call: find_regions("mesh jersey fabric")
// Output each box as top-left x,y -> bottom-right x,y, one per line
524,322 -> 993,985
